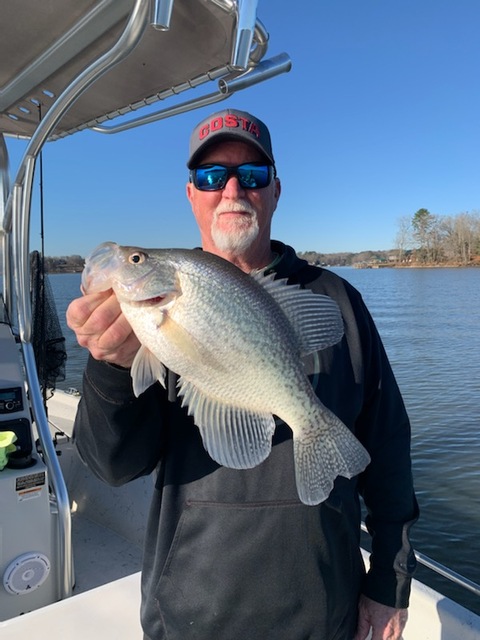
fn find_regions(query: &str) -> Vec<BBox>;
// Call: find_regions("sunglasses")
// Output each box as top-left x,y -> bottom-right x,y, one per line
190,162 -> 275,191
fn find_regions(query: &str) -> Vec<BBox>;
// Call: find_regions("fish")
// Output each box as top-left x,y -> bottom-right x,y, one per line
82,242 -> 370,505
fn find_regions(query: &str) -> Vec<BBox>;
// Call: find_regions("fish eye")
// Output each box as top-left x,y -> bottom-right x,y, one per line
129,251 -> 146,264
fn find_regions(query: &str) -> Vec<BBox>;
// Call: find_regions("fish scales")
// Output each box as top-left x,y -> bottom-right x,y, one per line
139,252 -> 303,412
82,242 -> 370,504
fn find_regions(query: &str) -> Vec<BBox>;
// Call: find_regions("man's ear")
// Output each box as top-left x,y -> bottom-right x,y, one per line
186,181 -> 194,205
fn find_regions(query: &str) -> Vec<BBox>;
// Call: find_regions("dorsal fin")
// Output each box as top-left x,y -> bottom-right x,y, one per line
250,271 -> 344,356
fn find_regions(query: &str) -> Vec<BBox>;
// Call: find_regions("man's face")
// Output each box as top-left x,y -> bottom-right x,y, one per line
186,140 -> 280,256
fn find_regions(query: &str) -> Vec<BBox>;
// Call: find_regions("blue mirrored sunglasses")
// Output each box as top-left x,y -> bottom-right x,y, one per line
190,162 -> 275,191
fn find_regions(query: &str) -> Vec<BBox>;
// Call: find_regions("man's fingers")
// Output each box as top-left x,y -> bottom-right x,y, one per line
66,290 -> 114,331
66,290 -> 140,368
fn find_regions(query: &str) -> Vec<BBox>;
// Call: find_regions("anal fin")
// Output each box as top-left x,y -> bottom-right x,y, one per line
178,378 -> 276,468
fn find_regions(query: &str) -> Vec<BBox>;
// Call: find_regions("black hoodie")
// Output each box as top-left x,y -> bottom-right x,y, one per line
74,241 -> 418,640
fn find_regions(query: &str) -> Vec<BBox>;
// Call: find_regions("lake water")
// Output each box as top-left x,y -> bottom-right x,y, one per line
49,268 -> 480,615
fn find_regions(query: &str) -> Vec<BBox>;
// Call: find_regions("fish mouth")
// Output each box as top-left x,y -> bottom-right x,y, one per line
125,292 -> 177,313
83,242 -> 176,305
134,295 -> 166,306
114,272 -> 163,301
82,242 -> 119,293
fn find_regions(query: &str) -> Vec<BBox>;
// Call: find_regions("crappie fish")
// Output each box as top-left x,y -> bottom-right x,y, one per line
82,242 -> 370,505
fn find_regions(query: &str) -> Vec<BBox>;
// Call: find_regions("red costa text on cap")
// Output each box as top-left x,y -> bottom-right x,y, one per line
198,114 -> 261,141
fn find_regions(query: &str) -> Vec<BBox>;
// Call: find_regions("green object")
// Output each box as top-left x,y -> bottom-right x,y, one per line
0,431 -> 17,471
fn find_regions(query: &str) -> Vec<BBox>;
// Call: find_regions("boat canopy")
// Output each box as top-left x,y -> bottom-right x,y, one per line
0,0 -> 290,141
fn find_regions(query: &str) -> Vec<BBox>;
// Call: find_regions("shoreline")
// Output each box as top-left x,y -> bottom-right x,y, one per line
355,263 -> 480,269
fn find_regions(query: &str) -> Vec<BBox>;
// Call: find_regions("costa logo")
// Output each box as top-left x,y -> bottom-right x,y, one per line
198,114 -> 261,141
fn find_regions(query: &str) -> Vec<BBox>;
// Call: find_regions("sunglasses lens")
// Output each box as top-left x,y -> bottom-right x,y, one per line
193,165 -> 228,191
192,164 -> 273,191
237,164 -> 271,189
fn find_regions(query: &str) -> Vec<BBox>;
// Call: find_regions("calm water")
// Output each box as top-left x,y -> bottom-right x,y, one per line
49,268 -> 480,614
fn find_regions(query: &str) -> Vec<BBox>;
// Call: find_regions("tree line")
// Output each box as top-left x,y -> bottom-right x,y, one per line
395,209 -> 480,265
44,255 -> 84,272
299,209 -> 480,268
297,249 -> 397,267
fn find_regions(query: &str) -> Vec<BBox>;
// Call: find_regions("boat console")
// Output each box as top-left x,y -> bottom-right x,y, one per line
0,313 -> 60,618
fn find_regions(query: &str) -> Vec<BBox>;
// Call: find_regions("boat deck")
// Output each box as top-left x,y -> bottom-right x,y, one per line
71,512 -> 143,595
1,572 -> 143,639
4,537 -> 480,639
49,407 -> 150,596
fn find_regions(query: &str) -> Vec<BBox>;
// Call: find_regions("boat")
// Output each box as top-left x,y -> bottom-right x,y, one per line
0,1 -> 479,637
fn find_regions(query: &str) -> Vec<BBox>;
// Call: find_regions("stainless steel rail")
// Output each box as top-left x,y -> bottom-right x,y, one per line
91,53 -> 291,135
361,522 -> 480,599
6,0 -> 152,602
0,135 -> 13,316
414,549 -> 480,598
88,14 -> 291,138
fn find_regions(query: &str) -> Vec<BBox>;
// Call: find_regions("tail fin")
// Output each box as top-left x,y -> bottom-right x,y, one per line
293,409 -> 370,505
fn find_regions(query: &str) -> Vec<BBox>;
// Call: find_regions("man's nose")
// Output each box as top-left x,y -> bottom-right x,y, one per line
222,175 -> 245,197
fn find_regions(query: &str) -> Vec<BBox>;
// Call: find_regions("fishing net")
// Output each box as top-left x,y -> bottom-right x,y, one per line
30,251 -> 67,397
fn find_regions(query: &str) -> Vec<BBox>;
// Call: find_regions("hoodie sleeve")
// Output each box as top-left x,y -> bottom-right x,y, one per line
73,355 -> 168,486
295,261 -> 419,609
352,294 -> 419,608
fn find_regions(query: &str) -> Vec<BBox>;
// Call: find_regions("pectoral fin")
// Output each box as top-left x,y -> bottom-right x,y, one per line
131,345 -> 167,396
178,378 -> 276,468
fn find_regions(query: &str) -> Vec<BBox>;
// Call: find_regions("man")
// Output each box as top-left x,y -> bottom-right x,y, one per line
67,108 -> 418,640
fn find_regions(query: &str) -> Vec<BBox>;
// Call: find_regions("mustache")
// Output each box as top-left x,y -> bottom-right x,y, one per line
213,199 -> 258,217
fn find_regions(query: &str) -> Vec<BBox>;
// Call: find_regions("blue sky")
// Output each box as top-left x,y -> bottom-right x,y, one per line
5,0 -> 480,257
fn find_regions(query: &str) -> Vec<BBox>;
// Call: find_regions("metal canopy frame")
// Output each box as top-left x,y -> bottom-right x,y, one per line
0,0 -> 290,141
0,0 -> 291,605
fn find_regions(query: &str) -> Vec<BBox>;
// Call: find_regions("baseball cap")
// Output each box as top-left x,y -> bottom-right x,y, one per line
187,109 -> 275,169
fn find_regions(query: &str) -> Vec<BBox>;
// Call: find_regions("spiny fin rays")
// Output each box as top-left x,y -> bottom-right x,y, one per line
178,377 -> 276,468
250,270 -> 344,355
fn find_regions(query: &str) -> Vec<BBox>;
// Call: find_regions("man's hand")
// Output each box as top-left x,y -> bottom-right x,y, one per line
66,289 -> 140,368
354,595 -> 408,640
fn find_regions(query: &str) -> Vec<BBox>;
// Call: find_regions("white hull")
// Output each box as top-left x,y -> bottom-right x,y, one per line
4,569 -> 480,640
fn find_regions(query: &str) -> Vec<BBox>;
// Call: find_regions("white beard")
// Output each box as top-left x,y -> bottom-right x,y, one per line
211,200 -> 259,253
